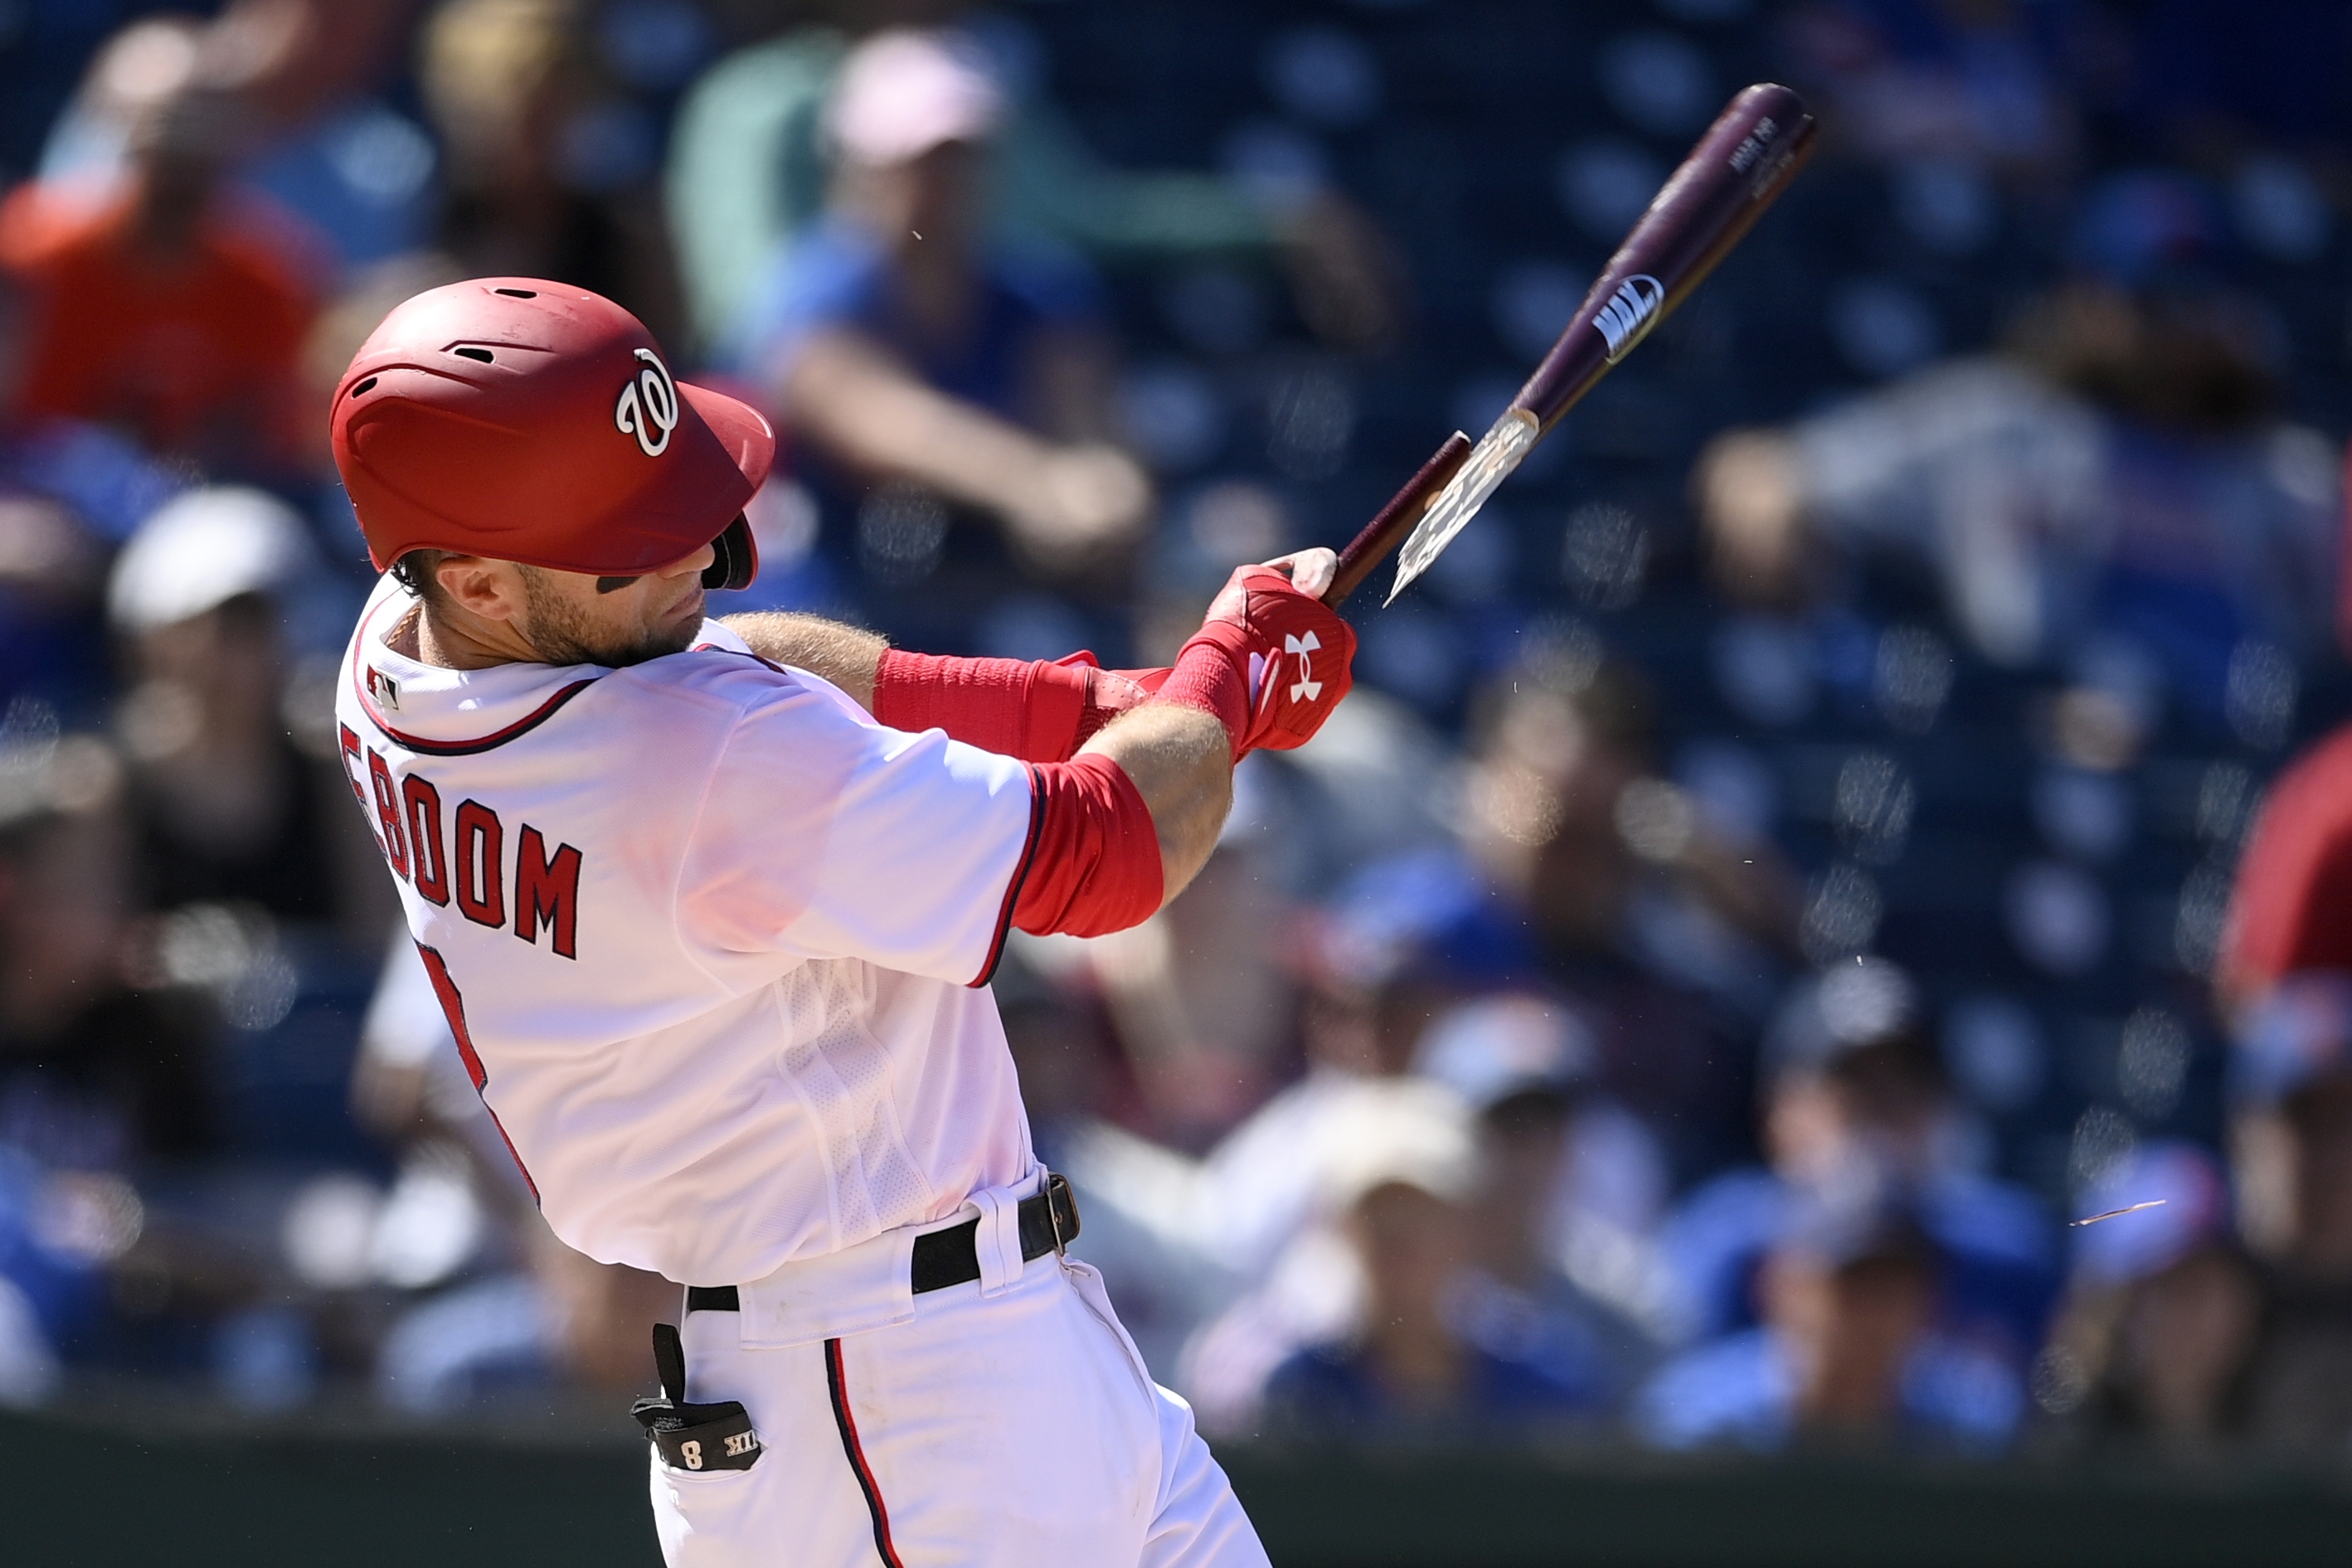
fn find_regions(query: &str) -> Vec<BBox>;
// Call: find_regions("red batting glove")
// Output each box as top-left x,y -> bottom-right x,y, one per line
1155,566 -> 1356,759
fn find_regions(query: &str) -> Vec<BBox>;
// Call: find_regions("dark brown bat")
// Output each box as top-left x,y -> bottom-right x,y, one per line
1324,432 -> 1474,605
1327,83 -> 1817,607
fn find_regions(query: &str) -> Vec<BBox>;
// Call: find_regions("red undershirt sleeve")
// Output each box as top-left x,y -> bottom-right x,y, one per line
872,649 -> 1090,763
1000,753 -> 1164,944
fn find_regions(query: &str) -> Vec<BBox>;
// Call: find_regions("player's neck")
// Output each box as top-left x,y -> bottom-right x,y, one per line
397,601 -> 539,672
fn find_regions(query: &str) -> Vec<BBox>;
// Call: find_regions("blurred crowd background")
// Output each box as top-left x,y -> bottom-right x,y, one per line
7,0 -> 2352,1473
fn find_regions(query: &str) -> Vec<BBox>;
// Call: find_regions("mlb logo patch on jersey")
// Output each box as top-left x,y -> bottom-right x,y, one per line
366,666 -> 402,710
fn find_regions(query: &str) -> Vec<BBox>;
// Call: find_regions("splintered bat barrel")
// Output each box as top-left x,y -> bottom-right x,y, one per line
1514,83 -> 1815,434
1325,431 -> 1473,606
1338,84 -> 1816,608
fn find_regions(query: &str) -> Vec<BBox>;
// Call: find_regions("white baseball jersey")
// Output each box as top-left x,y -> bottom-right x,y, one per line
333,575 -> 1043,1287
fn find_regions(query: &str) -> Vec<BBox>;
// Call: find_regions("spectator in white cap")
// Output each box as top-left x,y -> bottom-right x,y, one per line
731,27 -> 1152,640
107,486 -> 386,934
1415,993 -> 1665,1411
106,484 -> 316,634
1246,1078 -> 1613,1435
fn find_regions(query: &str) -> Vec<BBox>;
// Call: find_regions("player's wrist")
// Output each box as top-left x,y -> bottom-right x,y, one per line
1154,626 -> 1251,761
1154,563 -> 1359,760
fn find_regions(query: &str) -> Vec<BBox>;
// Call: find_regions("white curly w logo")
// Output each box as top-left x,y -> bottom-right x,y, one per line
615,347 -> 680,457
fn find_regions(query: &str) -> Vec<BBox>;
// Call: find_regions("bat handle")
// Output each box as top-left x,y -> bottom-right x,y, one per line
1324,430 -> 1474,607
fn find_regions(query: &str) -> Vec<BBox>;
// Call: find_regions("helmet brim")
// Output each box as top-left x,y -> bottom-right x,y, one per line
681,381 -> 776,500
679,384 -> 771,592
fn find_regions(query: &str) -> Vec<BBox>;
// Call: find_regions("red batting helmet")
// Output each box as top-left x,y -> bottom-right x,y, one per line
330,279 -> 772,590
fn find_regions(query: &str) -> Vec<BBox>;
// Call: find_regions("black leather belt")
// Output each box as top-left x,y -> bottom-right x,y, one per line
685,1173 -> 1081,1313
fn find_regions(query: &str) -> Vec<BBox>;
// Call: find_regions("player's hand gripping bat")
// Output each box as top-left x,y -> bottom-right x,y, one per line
1320,83 -> 1818,609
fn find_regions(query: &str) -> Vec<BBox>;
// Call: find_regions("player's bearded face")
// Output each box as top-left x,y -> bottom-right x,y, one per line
514,560 -> 706,668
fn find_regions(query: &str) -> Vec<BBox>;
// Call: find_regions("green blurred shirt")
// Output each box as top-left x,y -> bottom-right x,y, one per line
664,28 -> 1278,353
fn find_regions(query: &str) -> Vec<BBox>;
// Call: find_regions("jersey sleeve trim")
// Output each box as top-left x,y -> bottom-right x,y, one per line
969,762 -> 1046,988
693,638 -> 786,676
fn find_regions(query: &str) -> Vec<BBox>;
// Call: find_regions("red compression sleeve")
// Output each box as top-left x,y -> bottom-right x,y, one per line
872,649 -> 1090,762
1151,626 -> 1251,760
1008,753 -> 1163,939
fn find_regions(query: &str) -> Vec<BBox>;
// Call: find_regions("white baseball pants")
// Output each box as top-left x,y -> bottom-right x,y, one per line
648,1188 -> 1271,1568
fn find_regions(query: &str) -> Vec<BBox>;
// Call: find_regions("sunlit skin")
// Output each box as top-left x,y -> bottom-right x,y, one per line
399,541 -> 717,671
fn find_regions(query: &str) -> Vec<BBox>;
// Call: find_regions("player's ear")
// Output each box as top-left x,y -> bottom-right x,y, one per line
435,556 -> 522,622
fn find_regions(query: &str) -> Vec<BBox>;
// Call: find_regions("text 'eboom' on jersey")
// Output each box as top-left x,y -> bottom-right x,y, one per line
338,724 -> 583,959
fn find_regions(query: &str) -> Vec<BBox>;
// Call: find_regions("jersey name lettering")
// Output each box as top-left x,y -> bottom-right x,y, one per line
514,825 -> 582,959
340,726 -> 583,961
453,799 -> 506,930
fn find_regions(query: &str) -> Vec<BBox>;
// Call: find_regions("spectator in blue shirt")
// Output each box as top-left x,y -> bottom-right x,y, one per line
1338,649 -> 1799,1178
1638,1190 -> 2023,1453
1657,959 -> 2058,1368
1696,279 -> 2338,730
733,28 -> 1151,650
1259,1082 -> 1603,1435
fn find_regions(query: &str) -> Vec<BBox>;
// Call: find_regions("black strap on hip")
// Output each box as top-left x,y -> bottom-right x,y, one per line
685,1173 -> 1080,1314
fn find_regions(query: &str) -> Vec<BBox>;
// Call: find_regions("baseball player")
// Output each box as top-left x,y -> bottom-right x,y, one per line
326,278 -> 1357,1568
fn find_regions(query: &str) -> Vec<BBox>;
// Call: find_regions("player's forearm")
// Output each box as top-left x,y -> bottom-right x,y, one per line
719,612 -> 886,710
1079,705 -> 1232,905
995,551 -> 1351,934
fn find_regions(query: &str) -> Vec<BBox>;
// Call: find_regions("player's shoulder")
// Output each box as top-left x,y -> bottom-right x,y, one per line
616,627 -> 869,733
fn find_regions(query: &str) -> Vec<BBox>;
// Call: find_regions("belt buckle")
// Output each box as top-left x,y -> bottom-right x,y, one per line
1043,1171 -> 1070,1260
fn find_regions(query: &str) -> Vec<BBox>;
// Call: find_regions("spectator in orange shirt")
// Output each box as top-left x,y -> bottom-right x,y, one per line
0,23 -> 315,475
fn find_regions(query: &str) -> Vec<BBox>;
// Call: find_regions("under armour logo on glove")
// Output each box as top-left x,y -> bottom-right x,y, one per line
1285,632 -> 1323,704
1160,564 -> 1356,758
